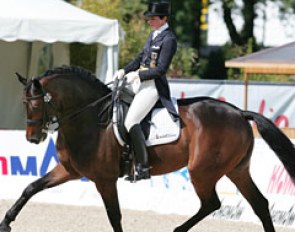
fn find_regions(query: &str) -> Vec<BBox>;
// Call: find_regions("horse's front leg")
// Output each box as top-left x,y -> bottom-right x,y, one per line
0,163 -> 80,232
95,180 -> 123,232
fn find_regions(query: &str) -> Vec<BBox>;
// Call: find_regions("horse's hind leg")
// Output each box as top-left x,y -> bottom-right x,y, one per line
0,163 -> 79,232
174,174 -> 221,232
227,168 -> 275,232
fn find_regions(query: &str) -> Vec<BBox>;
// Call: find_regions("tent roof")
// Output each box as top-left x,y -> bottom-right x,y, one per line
0,0 -> 120,46
225,42 -> 295,74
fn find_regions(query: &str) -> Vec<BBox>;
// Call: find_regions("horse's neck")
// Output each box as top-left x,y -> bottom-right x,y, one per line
52,82 -> 112,139
48,77 -> 110,110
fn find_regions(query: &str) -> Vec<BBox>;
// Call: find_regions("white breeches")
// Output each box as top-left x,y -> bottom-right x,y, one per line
124,79 -> 159,132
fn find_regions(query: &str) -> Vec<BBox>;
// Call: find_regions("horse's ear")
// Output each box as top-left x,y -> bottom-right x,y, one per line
32,78 -> 42,90
16,72 -> 27,86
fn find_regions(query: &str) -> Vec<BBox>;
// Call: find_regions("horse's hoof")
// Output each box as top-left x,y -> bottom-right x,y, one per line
173,226 -> 186,232
0,224 -> 11,232
173,228 -> 180,232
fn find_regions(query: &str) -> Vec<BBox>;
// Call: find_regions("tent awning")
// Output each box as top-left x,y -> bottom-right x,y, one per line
0,0 -> 121,46
225,42 -> 295,75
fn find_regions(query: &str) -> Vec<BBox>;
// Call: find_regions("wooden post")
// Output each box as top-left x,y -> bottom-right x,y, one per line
243,71 -> 248,110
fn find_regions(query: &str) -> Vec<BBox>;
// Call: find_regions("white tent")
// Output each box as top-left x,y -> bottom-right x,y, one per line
0,0 -> 122,129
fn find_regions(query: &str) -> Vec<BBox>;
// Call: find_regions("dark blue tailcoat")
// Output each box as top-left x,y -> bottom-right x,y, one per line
123,28 -> 178,117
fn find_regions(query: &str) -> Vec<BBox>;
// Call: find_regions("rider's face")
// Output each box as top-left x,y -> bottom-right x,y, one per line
146,16 -> 167,30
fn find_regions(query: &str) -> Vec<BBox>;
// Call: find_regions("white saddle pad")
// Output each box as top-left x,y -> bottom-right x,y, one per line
112,98 -> 180,147
145,99 -> 180,147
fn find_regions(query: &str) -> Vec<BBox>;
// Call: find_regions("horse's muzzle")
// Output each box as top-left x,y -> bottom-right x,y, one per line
27,137 -> 41,144
26,131 -> 47,144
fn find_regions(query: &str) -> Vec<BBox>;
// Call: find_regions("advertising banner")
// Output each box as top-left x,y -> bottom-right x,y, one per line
0,131 -> 295,227
169,80 -> 295,128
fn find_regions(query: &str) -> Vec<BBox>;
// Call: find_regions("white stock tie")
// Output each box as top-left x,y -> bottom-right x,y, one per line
153,30 -> 160,40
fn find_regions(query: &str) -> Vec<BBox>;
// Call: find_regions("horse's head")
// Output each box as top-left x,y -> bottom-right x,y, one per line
17,65 -> 113,144
17,73 -> 49,144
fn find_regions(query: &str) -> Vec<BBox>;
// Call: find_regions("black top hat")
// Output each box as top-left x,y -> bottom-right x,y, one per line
144,2 -> 171,17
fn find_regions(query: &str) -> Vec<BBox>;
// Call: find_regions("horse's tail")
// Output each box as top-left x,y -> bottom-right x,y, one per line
242,110 -> 295,183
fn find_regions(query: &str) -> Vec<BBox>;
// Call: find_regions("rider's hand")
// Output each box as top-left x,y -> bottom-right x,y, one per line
125,71 -> 140,84
112,69 -> 125,80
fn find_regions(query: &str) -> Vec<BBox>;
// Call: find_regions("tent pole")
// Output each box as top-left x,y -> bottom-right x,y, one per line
243,71 -> 248,110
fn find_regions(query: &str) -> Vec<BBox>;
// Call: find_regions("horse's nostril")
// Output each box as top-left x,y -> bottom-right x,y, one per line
27,137 -> 40,144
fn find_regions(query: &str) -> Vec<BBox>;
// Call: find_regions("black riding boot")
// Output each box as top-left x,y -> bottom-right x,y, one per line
126,124 -> 150,181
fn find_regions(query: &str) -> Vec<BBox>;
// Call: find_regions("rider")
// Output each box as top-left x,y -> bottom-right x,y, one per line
113,1 -> 178,181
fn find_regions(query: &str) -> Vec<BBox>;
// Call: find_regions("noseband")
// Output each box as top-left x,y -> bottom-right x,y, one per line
25,89 -> 58,133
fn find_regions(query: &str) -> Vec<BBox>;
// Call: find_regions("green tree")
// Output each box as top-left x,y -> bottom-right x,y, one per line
119,0 -> 150,67
171,1 -> 201,49
215,0 -> 295,51
215,0 -> 295,80
190,0 -> 295,80
169,0 -> 200,78
81,0 -> 122,20
69,0 -> 123,72
79,0 -> 149,68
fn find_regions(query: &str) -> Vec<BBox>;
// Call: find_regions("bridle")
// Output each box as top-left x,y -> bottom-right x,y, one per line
24,82 -> 114,134
24,89 -> 55,132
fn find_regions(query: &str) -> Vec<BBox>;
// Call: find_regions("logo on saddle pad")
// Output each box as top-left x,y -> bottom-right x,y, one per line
113,98 -> 180,147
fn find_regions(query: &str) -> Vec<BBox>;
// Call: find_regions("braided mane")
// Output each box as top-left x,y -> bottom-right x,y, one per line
37,65 -> 111,92
42,65 -> 96,80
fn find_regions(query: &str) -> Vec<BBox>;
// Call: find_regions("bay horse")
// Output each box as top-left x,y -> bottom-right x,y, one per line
1,65 -> 295,232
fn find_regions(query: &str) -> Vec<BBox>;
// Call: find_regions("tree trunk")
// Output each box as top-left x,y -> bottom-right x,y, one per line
222,0 -> 257,50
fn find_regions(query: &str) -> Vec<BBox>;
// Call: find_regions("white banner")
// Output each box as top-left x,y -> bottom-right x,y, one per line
0,131 -> 295,227
169,80 -> 295,128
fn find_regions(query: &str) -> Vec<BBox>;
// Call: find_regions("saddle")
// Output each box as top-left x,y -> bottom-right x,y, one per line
112,79 -> 180,176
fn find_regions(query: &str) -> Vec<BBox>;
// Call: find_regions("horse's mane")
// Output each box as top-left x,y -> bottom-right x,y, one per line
37,65 -> 111,92
41,65 -> 96,81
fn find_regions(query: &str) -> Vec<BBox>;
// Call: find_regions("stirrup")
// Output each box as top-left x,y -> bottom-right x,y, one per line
125,166 -> 150,182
